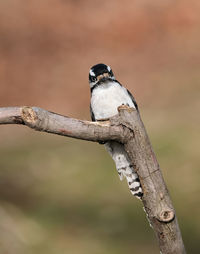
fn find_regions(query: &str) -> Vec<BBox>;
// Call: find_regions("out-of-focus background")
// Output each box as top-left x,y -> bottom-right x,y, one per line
0,0 -> 199,253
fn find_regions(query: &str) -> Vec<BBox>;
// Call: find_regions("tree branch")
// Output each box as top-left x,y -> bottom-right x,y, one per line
0,106 -> 186,254
116,106 -> 186,254
0,106 -> 128,143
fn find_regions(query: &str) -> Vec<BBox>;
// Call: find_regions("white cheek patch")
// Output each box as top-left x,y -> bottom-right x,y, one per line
89,82 -> 95,88
107,65 -> 111,72
90,69 -> 95,77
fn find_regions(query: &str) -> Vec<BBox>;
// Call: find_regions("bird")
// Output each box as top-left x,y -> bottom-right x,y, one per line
89,63 -> 143,199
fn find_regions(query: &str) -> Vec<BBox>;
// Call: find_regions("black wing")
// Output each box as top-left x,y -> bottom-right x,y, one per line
127,89 -> 138,111
116,79 -> 139,111
90,104 -> 96,121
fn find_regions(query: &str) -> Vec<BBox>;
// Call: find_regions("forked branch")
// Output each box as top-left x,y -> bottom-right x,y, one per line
0,106 -> 186,254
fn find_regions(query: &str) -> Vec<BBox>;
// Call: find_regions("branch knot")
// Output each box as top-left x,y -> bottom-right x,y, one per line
21,107 -> 38,125
157,210 -> 175,223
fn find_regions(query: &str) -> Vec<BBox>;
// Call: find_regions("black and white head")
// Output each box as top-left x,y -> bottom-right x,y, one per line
89,63 -> 115,89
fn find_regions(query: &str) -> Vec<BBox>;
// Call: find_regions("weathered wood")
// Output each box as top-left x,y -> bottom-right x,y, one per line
0,106 -> 186,254
0,106 -> 128,143
114,105 -> 186,254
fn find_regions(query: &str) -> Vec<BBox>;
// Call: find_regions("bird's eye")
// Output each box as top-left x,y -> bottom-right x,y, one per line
90,76 -> 97,82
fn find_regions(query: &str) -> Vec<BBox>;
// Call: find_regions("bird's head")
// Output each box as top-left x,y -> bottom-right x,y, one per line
89,63 -> 115,88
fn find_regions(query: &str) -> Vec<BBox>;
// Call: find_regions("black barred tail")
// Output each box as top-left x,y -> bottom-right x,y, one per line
104,141 -> 143,199
118,166 -> 143,199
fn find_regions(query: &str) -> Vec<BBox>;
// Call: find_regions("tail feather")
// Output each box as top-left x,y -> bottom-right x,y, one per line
118,166 -> 143,199
105,141 -> 143,199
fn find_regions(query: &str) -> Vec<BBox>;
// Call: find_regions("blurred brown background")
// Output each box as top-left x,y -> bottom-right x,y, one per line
0,0 -> 199,253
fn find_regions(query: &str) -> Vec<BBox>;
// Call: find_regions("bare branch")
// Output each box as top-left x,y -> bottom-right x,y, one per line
0,106 -> 186,254
116,106 -> 186,254
0,106 -> 127,143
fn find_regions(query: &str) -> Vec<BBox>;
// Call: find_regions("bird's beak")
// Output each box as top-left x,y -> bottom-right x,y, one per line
97,73 -> 110,82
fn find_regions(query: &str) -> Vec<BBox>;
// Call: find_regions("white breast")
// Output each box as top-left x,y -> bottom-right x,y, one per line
91,81 -> 135,120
